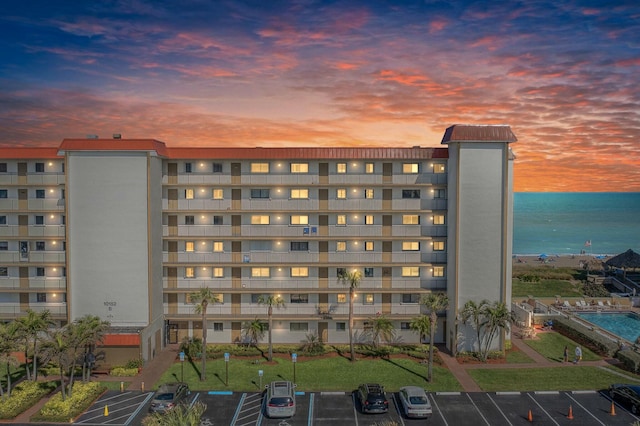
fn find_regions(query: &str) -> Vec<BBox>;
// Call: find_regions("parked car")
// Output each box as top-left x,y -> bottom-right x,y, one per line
397,386 -> 432,418
265,381 -> 296,418
609,384 -> 640,414
356,383 -> 389,414
148,382 -> 190,414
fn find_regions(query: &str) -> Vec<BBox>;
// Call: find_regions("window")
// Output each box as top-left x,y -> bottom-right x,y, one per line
213,323 -> 224,331
337,294 -> 346,303
36,267 -> 45,277
365,163 -> 374,174
213,216 -> 223,225
212,163 -> 223,173
336,268 -> 346,278
402,190 -> 420,199
364,268 -> 374,277
336,322 -> 346,331
35,216 -> 44,225
37,293 -> 47,302
0,267 -> 7,277
0,242 -> 7,250
433,188 -> 446,199
213,267 -> 224,277
402,267 -> 420,277
433,241 -> 445,251
290,294 -> 309,304
35,163 -> 45,173
433,163 -> 446,173
403,215 -> 420,225
365,189 -> 374,199
36,189 -> 45,199
336,189 -> 346,199
290,322 -> 308,332
252,267 -> 270,277
291,267 -> 308,277
363,294 -> 374,305
185,216 -> 194,225
432,266 -> 445,277
213,242 -> 224,252
336,241 -> 346,252
336,215 -> 346,225
365,241 -> 374,251
290,189 -> 308,199
185,267 -> 195,278
433,214 -> 445,225
212,189 -> 223,199
365,215 -> 374,225
290,242 -> 308,251
251,215 -> 270,225
251,189 -> 270,198
251,294 -> 263,303
251,163 -> 269,173
403,163 -> 419,173
35,241 -> 45,251
185,241 -> 195,252
0,163 -> 6,173
402,294 -> 420,304
290,215 -> 308,225
185,189 -> 194,199
401,322 -> 411,330
0,216 -> 5,225
402,241 -> 420,251
336,163 -> 346,173
185,163 -> 192,173
0,190 -> 7,198
290,163 -> 308,173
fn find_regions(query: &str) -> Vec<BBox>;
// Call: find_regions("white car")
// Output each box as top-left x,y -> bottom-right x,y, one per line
397,386 -> 432,418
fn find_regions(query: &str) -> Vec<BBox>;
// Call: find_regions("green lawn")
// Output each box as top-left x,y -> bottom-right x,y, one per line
523,333 -> 600,362
512,278 -> 583,298
157,356 -> 462,392
505,348 -> 535,364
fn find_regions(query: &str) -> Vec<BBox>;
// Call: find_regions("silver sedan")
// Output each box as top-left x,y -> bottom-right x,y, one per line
397,386 -> 432,418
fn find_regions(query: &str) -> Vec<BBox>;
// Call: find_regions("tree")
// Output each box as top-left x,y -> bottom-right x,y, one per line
241,318 -> 265,346
369,315 -> 395,348
337,269 -> 362,362
40,327 -> 72,400
15,309 -> 53,381
479,301 -> 512,362
460,299 -> 490,354
68,315 -> 110,385
420,293 -> 449,382
0,321 -> 21,398
190,287 -> 220,381
409,315 -> 431,344
257,295 -> 285,362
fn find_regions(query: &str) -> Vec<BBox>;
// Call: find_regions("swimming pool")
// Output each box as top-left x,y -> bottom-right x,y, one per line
577,312 -> 640,343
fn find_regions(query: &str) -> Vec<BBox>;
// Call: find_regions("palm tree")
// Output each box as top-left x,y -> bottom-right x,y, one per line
420,292 -> 449,382
41,327 -> 72,400
190,287 -> 220,381
15,309 -> 53,381
241,318 -> 265,346
337,269 -> 362,362
461,299 -> 490,355
409,315 -> 431,344
370,315 -> 395,348
68,315 -> 110,385
0,321 -> 21,397
257,295 -> 285,362
479,301 -> 512,361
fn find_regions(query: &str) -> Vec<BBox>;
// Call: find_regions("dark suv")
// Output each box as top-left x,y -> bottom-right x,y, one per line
356,383 -> 388,414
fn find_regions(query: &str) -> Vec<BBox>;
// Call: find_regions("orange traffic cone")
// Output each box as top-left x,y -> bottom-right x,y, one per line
610,401 -> 616,416
567,404 -> 574,420
528,409 -> 533,422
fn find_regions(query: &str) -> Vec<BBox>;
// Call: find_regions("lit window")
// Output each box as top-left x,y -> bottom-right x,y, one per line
433,215 -> 445,225
290,294 -> 309,303
213,242 -> 224,252
290,163 -> 308,173
336,241 -> 346,252
402,190 -> 420,199
363,294 -> 374,305
365,241 -> 374,251
291,267 -> 309,277
337,163 -> 347,173
337,294 -> 346,303
251,215 -> 270,225
365,215 -> 374,225
433,189 -> 446,199
403,163 -> 419,173
402,267 -> 420,277
402,242 -> 420,251
433,163 -> 446,174
365,163 -> 374,174
212,189 -> 223,199
290,189 -> 309,199
403,215 -> 420,225
251,163 -> 269,173
213,267 -> 224,277
252,267 -> 270,277
185,216 -> 195,225
336,189 -> 346,199
433,266 -> 445,277
336,215 -> 346,225
365,189 -> 374,199
290,322 -> 308,331
290,215 -> 308,225
185,241 -> 195,252
185,189 -> 194,199
185,267 -> 195,278
433,241 -> 445,251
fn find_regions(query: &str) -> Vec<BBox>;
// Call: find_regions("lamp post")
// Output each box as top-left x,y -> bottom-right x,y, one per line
258,369 -> 263,389
179,351 -> 185,382
292,353 -> 297,383
224,352 -> 230,386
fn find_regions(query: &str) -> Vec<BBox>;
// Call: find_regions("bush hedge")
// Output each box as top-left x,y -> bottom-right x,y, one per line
616,349 -> 640,375
0,380 -> 58,420
552,317 -> 619,357
32,381 -> 106,423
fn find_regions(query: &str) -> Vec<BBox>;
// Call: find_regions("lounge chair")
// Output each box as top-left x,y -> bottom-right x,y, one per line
580,300 -> 589,309
562,301 -> 572,310
597,301 -> 607,310
574,300 -> 583,310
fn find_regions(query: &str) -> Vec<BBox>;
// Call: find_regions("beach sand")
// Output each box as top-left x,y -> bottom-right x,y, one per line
512,254 -> 610,269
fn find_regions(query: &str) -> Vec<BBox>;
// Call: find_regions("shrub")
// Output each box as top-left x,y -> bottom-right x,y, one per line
32,382 -> 106,422
0,380 -> 58,420
553,318 -> 619,356
616,349 -> 640,374
110,367 -> 139,377
125,358 -> 144,369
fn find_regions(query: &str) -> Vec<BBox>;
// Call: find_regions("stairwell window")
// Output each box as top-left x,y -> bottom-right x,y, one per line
185,189 -> 194,199
213,268 -> 224,278
433,214 -> 445,225
433,241 -> 445,251
212,189 -> 223,199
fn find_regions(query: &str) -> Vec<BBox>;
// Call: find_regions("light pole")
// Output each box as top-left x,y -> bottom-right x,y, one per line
179,351 -> 185,382
292,353 -> 297,383
224,352 -> 229,386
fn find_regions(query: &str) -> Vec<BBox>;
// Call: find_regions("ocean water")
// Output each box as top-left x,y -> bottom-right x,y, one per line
513,192 -> 640,256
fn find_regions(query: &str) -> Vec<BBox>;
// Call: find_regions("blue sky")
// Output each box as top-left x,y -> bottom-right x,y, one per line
1,0 -> 639,191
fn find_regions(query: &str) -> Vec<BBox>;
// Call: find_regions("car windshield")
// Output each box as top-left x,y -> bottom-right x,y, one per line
155,393 -> 174,401
269,397 -> 292,406
409,396 -> 428,404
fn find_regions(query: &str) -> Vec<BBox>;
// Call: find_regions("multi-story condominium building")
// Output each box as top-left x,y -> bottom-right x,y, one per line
0,124 -> 516,364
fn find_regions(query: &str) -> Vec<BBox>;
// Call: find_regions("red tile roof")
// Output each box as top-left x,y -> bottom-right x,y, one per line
0,147 -> 61,159
441,125 -> 517,144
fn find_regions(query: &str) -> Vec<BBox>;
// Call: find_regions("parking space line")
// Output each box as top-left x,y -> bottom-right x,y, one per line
230,393 -> 247,425
429,393 -> 449,426
565,392 -> 607,426
124,392 -> 155,426
598,391 -> 640,422
527,393 -> 560,426
306,392 -> 314,426
350,392 -> 359,426
391,393 -> 405,426
466,393 -> 490,426
483,393 -> 513,426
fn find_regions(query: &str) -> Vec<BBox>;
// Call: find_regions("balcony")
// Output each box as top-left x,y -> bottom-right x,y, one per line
0,303 -> 67,320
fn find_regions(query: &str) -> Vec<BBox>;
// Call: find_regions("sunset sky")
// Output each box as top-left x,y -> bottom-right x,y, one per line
1,1 -> 639,192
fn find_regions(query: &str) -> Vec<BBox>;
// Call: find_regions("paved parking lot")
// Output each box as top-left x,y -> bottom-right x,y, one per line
73,388 -> 640,426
